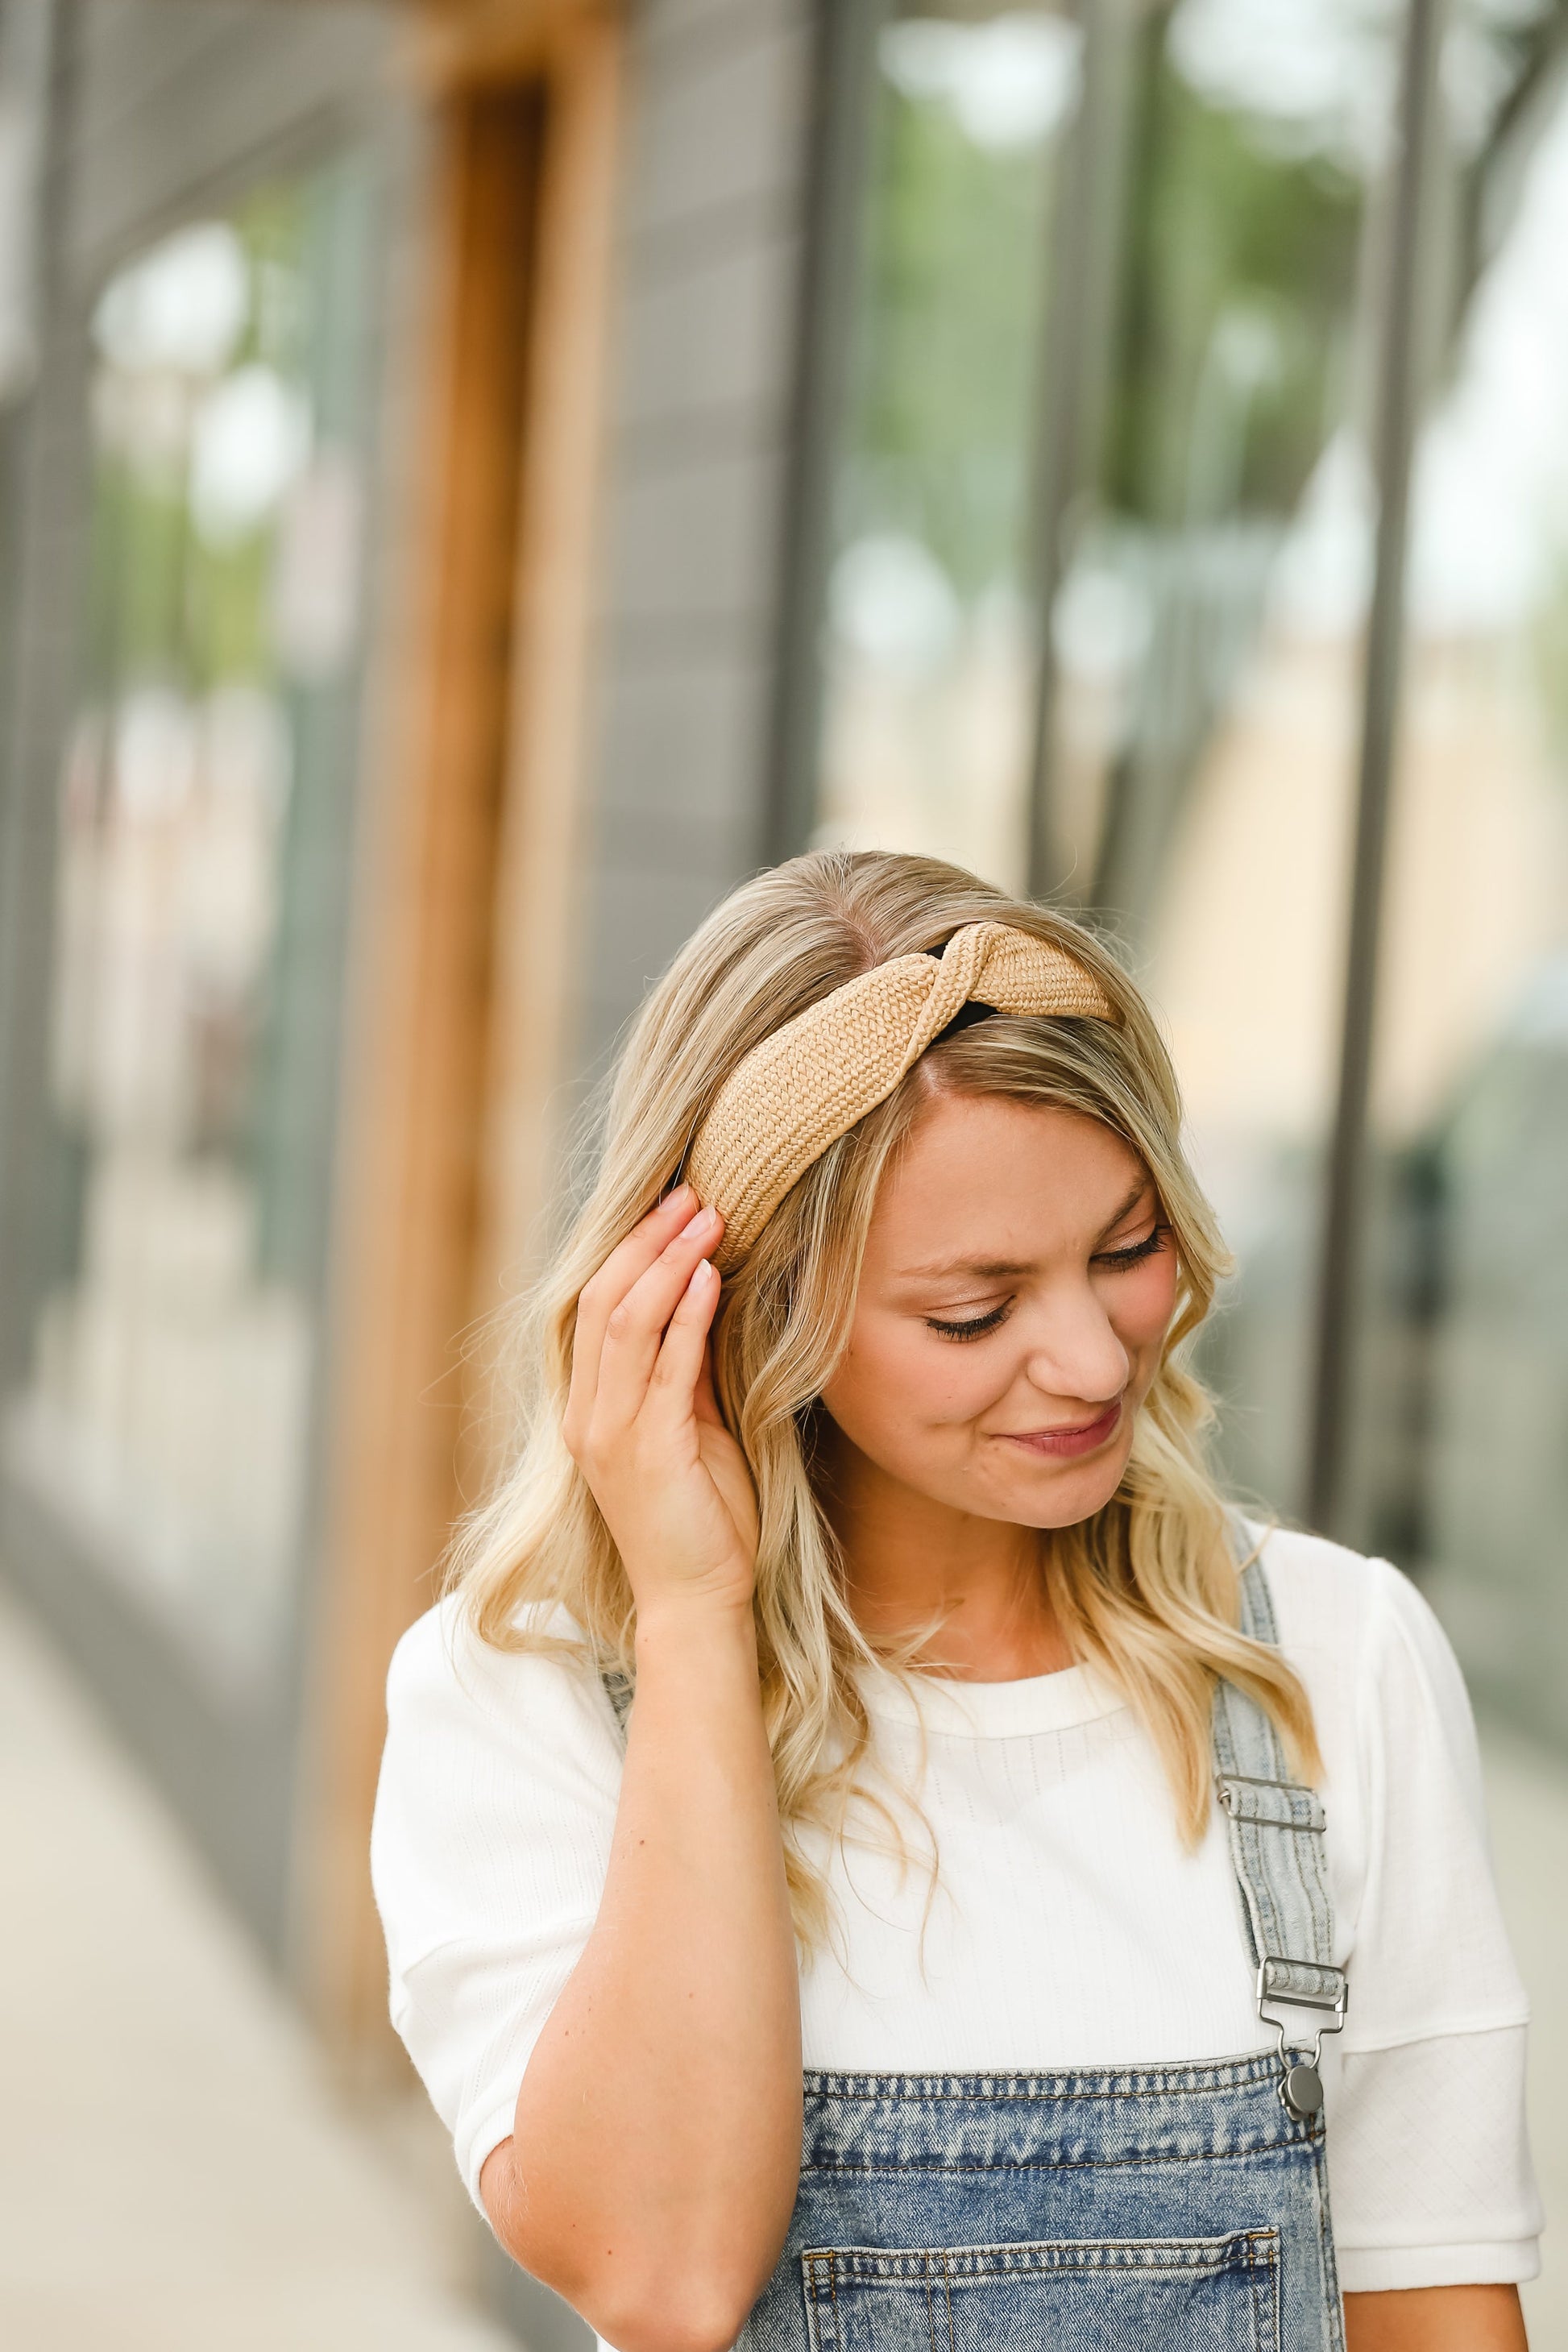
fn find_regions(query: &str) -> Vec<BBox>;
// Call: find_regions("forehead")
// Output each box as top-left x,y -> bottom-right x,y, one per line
866,1094 -> 1150,1276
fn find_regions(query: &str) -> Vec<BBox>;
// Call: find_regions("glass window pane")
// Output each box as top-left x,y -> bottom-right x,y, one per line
1351,15 -> 1568,1736
1048,0 -> 1403,1512
2,156 -> 374,1679
812,2 -> 1082,890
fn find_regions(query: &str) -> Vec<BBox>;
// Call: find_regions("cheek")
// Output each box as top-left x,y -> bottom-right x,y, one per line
823,1317 -> 999,1443
1110,1254 -> 1180,1354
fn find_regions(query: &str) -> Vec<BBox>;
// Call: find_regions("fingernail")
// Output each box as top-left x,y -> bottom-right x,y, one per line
669,1182 -> 696,1208
688,1205 -> 720,1237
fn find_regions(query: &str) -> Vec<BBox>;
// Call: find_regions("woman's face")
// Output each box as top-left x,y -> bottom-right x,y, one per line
819,1093 -> 1179,1532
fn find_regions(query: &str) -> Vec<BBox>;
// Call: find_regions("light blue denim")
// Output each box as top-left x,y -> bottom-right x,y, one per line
738,2051 -> 1342,2350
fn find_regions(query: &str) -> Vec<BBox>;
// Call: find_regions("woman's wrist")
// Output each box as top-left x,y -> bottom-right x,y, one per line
633,1588 -> 760,1675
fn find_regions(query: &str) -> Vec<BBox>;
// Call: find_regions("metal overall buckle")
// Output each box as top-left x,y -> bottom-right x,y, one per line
1257,1957 -> 1348,2122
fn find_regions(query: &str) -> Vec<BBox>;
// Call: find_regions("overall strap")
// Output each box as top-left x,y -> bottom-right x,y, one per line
1212,1530 -> 1347,2121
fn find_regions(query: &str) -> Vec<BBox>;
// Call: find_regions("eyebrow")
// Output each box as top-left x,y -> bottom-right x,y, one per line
892,1180 -> 1155,1285
894,1255 -> 1035,1284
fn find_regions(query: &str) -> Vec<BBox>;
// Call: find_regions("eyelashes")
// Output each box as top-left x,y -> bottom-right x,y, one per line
1094,1223 -> 1168,1272
923,1225 -> 1169,1342
926,1301 -> 1012,1342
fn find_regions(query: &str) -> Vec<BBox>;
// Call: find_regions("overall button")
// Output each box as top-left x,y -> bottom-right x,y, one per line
1282,2061 -> 1323,2121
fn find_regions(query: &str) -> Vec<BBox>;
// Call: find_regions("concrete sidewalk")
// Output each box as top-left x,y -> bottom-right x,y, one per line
0,1587 -> 516,2352
2,1582 -> 1563,2347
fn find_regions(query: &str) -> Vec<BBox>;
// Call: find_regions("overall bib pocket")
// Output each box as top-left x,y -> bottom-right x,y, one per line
800,2228 -> 1281,2352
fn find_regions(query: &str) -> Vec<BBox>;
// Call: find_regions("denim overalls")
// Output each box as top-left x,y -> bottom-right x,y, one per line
746,1554 -> 1345,2351
609,1552 -> 1349,2350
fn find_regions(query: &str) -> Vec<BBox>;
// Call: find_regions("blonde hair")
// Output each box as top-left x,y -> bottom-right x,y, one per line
450,850 -> 1320,1944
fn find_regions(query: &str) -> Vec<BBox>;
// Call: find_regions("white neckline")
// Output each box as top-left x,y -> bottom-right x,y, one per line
858,1657 -> 1127,1739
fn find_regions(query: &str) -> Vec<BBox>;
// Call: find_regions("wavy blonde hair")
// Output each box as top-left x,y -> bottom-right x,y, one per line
450,850 -> 1319,1943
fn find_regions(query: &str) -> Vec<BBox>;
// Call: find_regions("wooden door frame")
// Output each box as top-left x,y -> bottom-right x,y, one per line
297,0 -> 622,2063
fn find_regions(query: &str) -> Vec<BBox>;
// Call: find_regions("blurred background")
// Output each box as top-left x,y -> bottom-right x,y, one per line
1,0 -> 1566,2343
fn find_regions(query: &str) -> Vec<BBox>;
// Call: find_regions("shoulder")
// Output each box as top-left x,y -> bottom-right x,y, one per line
1248,1520 -> 1485,1819
384,1595 -> 624,1793
373,1596 -> 624,2017
1247,1519 -> 1437,1681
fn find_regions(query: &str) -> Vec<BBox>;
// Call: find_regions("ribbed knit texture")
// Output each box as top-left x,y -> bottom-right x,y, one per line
685,922 -> 1115,1266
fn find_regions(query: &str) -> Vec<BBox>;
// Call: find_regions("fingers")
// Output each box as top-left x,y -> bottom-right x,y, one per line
644,1259 -> 720,1425
566,1185 -> 701,1441
591,1206 -> 722,1434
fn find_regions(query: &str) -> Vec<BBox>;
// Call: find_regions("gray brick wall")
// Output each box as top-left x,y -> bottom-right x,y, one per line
573,0 -> 815,1076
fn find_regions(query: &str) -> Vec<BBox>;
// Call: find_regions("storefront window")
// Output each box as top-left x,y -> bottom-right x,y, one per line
3,157 -> 373,1679
1351,33 -> 1568,1737
812,2 -> 1081,890
807,0 -> 1400,1513
803,1 -> 1568,1560
1042,0 -> 1400,1512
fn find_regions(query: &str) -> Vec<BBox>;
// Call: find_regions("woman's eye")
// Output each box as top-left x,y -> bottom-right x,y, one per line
1093,1224 -> 1168,1271
925,1302 -> 1011,1342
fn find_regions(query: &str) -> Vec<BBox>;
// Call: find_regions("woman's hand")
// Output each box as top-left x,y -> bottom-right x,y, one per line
565,1184 -> 759,1617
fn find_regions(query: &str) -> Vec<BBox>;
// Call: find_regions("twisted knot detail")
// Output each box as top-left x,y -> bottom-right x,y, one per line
685,922 -> 1116,1267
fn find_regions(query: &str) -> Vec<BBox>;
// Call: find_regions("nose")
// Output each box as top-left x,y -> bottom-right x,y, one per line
1019,1280 -> 1130,1408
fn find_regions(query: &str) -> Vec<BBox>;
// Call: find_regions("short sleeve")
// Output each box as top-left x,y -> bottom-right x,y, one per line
370,1600 -> 622,2208
1324,1560 -> 1541,2289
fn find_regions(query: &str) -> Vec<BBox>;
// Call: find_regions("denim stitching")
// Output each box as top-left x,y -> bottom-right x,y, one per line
1312,2134 -> 1348,2352
804,2252 -> 826,2352
799,2230 -> 1280,2280
1245,2226 -> 1278,2352
799,2089 -> 1297,2126
803,2233 -> 1276,2263
802,2050 -> 1286,2101
808,2132 -> 1321,2178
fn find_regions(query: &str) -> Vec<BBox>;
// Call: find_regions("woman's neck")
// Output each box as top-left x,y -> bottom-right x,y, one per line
823,1433 -> 1074,1682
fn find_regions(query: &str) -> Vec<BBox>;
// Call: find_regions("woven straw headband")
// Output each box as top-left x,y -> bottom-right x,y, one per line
685,920 -> 1117,1268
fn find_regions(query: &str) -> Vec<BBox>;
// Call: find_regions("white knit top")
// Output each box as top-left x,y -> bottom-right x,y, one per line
371,1525 -> 1541,2300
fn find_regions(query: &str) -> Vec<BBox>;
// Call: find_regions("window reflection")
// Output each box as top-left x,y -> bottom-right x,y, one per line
1352,37 -> 1568,1736
813,3 -> 1081,890
804,0 -> 1408,1516
1047,0 -> 1400,1512
4,164 -> 371,1678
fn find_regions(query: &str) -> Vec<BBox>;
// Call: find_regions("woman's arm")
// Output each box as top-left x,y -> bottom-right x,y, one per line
1345,2284 -> 1528,2350
480,1191 -> 802,2352
483,1595 -> 799,2352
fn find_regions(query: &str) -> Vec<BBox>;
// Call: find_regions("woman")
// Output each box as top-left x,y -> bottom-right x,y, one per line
373,852 -> 1540,2352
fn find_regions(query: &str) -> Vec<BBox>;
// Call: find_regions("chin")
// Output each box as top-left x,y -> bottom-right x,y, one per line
1004,1446 -> 1132,1532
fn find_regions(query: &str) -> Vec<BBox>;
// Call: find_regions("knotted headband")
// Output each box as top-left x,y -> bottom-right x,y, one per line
685,920 -> 1117,1267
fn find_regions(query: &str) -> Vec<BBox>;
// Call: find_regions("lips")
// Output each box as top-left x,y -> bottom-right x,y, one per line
998,1399 -> 1122,1460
